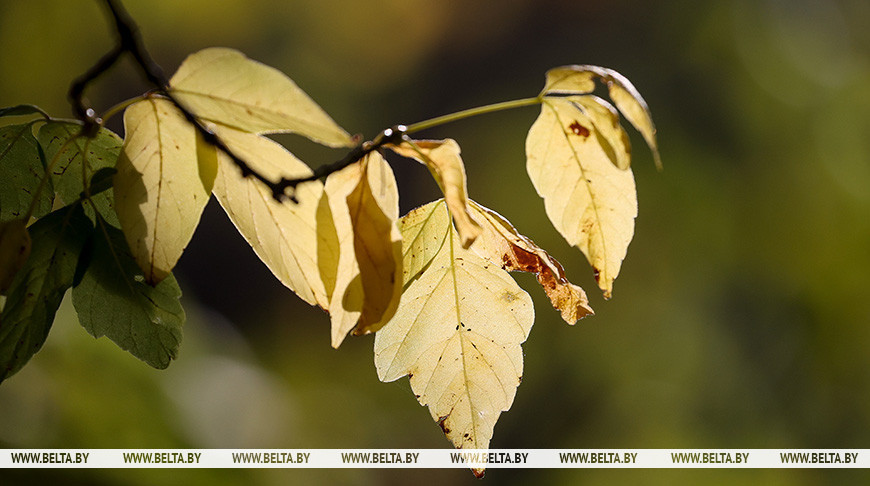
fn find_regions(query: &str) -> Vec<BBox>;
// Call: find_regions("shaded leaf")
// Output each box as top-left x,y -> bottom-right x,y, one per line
467,200 -> 593,324
0,105 -> 49,119
0,206 -> 90,382
72,220 -> 185,369
169,47 -> 353,147
0,123 -> 52,222
210,126 -> 334,309
526,96 -> 637,298
114,97 -> 214,284
388,139 -> 481,248
37,121 -> 122,226
375,200 -> 533,470
324,152 -> 401,347
0,219 -> 31,295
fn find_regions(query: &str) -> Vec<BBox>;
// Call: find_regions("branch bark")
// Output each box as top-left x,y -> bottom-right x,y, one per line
69,0 -> 389,202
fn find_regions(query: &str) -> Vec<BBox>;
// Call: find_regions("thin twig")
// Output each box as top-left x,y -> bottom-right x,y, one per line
69,0 -> 380,202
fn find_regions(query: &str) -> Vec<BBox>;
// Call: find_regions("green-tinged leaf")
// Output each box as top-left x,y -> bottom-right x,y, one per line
0,123 -> 52,222
72,220 -> 185,369
388,139 -> 481,248
526,97 -> 637,298
37,121 -> 122,226
375,200 -> 533,475
323,152 -> 401,347
86,167 -> 118,198
0,206 -> 90,382
114,97 -> 214,284
0,105 -> 49,119
398,197 -> 449,286
0,219 -> 31,295
467,200 -> 593,324
210,125 -> 334,309
169,47 -> 353,147
542,65 -> 661,169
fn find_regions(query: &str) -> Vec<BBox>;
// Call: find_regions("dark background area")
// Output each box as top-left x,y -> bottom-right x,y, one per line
2,0 -> 870,483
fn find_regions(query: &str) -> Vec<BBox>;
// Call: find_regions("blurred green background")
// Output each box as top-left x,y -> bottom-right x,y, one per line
2,0 -> 870,483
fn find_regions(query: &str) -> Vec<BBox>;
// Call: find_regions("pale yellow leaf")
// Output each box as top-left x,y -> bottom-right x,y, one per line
169,47 -> 353,147
388,139 -> 481,248
542,65 -> 661,170
210,125 -> 335,308
324,152 -> 401,347
115,98 -> 215,284
526,97 -> 637,299
375,200 -> 533,467
466,200 -> 593,324
571,95 -> 632,170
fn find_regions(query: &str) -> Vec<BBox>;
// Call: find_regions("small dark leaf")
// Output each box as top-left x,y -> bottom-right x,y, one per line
72,219 -> 185,369
0,205 -> 91,382
84,167 -> 117,198
0,105 -> 49,119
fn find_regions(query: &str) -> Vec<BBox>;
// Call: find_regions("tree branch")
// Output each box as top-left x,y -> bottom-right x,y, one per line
70,0 -> 381,202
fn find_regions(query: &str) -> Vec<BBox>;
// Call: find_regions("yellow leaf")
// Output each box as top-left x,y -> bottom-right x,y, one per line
115,98 -> 215,284
375,200 -> 533,470
542,65 -> 661,170
324,152 -> 401,347
169,47 -> 353,148
571,95 -> 632,170
388,139 -> 481,248
0,219 -> 31,295
466,200 -> 593,324
209,126 -> 335,309
526,97 -> 637,299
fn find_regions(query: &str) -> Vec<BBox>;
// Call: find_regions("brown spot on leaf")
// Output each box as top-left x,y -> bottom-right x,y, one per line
569,121 -> 590,138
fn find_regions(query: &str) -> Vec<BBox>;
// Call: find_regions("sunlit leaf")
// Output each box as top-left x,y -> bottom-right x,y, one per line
169,47 -> 353,147
114,97 -> 215,284
542,65 -> 661,169
467,200 -> 593,324
72,219 -> 184,369
571,95 -> 632,170
526,96 -> 637,298
0,123 -> 52,223
210,125 -> 334,309
388,139 -> 481,248
37,121 -> 123,226
1,206 -> 90,382
375,200 -> 533,474
0,219 -> 31,295
324,151 -> 401,347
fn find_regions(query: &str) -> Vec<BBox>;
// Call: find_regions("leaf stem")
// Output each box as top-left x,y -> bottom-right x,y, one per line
404,96 -> 542,135
101,95 -> 146,124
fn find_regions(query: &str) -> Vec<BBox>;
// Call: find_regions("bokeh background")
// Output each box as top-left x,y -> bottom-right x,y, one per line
2,0 -> 870,483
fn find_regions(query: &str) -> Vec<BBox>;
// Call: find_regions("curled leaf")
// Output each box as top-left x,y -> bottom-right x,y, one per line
388,139 -> 481,248
376,200 -> 533,471
467,200 -> 593,324
542,65 -> 661,170
169,47 -> 353,147
526,97 -> 637,298
114,97 -> 214,284
324,152 -> 401,347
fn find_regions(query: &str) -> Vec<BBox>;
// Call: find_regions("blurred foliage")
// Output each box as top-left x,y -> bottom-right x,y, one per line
2,0 -> 870,483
